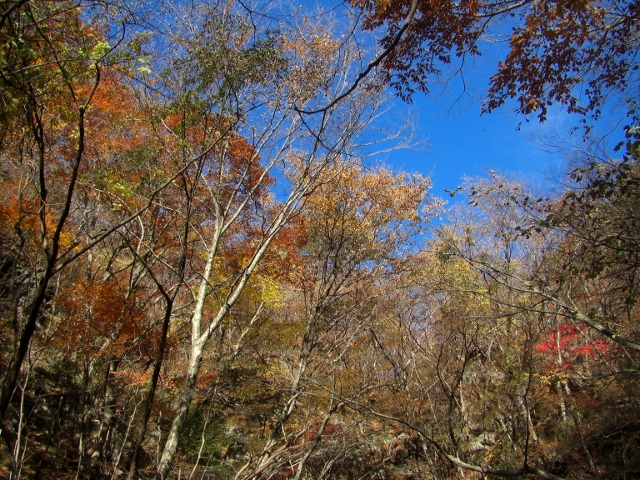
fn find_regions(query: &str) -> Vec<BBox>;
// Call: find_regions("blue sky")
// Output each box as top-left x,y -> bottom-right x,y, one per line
267,1 -> 629,203
272,1 -> 629,205
386,94 -> 569,197
397,93 -> 628,203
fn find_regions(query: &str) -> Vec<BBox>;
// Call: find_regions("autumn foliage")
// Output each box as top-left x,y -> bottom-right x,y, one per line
0,1 -> 639,480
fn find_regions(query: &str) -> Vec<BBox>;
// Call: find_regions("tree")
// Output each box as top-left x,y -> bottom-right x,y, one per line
236,164 -> 435,479
350,0 -> 640,123
0,3 -> 121,474
138,5 -> 404,476
0,1 -> 396,477
432,172 -> 640,478
6,1 -> 639,479
361,184 -> 565,479
546,154 -> 640,348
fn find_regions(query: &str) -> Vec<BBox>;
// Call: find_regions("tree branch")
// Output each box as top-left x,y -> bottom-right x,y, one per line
297,0 -> 419,115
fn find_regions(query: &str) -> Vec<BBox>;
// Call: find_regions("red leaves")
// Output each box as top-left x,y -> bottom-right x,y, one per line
536,323 -> 610,368
303,422 -> 342,441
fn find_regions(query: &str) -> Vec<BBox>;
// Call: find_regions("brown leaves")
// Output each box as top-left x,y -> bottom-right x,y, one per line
281,21 -> 341,102
301,164 -> 435,270
353,0 -> 639,122
351,0 -> 484,99
485,0 -> 635,121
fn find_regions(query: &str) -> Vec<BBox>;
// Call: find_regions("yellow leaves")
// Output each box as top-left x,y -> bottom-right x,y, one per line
255,274 -> 285,307
89,40 -> 111,62
284,30 -> 337,58
484,438 -> 503,465
58,230 -> 75,251
534,370 -> 570,387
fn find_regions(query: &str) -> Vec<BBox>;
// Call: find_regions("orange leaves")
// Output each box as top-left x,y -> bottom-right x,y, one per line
51,271 -> 152,361
225,134 -> 274,194
112,368 -> 153,389
83,71 -> 149,158
261,215 -> 310,284
55,277 -> 125,346
292,163 -> 437,297
304,164 -> 433,244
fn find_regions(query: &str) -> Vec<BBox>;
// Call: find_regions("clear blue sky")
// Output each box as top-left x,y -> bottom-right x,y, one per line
382,86 -> 582,201
385,93 -> 569,197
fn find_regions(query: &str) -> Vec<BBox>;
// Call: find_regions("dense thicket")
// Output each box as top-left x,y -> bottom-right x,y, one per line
0,1 -> 638,479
